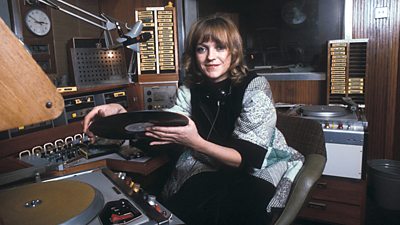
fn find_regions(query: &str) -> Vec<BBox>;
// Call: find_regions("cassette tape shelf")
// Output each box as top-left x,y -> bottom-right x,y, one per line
135,7 -> 179,77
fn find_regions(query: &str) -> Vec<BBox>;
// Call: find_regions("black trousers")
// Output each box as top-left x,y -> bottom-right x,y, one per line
164,171 -> 276,225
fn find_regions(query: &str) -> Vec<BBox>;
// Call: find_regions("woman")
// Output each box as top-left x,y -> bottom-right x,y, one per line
83,15 -> 303,225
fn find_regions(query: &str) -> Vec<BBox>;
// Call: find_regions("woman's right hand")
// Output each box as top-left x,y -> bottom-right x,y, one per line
82,103 -> 127,137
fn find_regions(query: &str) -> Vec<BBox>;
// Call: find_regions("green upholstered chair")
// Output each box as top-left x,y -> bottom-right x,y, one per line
272,113 -> 327,225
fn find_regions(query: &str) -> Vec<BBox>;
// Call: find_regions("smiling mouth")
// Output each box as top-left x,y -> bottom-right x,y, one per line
206,64 -> 219,68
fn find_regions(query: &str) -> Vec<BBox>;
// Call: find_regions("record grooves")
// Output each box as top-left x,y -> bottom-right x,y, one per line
89,111 -> 189,140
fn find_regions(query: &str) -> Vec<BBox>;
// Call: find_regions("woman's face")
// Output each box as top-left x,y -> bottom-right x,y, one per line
195,40 -> 231,83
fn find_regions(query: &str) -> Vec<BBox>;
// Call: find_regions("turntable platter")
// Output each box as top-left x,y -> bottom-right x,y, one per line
0,180 -> 104,225
299,105 -> 348,117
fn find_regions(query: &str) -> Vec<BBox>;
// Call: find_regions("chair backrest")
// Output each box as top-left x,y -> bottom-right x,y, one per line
271,113 -> 327,225
276,113 -> 326,157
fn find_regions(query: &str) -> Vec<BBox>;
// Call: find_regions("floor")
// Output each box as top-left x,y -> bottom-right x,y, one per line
365,194 -> 400,225
294,191 -> 400,225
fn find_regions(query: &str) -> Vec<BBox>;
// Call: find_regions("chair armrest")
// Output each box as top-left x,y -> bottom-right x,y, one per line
274,154 -> 326,225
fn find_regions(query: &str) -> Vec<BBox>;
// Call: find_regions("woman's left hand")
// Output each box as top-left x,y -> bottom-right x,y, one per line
145,117 -> 203,146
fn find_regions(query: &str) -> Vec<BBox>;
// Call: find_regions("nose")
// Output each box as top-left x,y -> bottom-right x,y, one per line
207,48 -> 217,60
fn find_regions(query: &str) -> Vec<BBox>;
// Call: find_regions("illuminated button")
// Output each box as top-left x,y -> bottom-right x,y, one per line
133,183 -> 140,193
117,172 -> 126,180
147,195 -> 156,206
71,113 -> 77,118
154,204 -> 163,213
113,91 -> 126,97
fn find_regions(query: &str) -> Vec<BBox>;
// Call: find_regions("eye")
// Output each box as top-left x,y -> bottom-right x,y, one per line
195,46 -> 207,54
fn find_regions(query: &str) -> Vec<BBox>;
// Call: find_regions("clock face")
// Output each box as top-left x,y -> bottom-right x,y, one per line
25,9 -> 51,36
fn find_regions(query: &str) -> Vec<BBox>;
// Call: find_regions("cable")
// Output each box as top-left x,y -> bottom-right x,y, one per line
188,100 -> 221,175
206,100 -> 221,140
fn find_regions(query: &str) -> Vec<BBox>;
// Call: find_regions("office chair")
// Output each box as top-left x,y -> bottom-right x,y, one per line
272,113 -> 327,225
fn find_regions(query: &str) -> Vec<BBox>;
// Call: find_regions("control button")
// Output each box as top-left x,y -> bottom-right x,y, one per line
154,204 -> 162,213
117,172 -> 126,180
147,98 -> 152,102
324,122 -> 330,129
147,90 -> 152,95
133,183 -> 141,193
338,123 -> 343,129
129,181 -> 135,188
111,212 -> 134,224
147,195 -> 156,206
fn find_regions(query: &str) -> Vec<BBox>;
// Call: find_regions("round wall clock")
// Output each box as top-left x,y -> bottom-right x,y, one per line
24,8 -> 52,36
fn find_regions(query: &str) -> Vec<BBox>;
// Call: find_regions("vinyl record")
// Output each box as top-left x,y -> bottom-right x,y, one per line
89,110 -> 189,140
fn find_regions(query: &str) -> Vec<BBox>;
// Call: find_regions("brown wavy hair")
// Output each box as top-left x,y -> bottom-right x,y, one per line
183,14 -> 248,87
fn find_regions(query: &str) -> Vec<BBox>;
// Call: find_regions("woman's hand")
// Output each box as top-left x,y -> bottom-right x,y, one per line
82,103 -> 127,137
146,116 -> 242,167
145,117 -> 203,147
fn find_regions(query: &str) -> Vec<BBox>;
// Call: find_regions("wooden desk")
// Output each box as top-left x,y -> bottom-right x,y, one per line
0,153 -> 170,188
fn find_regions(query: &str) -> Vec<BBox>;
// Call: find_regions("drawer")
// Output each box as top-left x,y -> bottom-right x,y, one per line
311,176 -> 366,205
298,199 -> 362,225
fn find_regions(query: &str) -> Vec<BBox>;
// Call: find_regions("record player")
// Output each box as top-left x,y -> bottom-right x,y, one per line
286,101 -> 368,180
0,168 -> 183,225
296,104 -> 367,132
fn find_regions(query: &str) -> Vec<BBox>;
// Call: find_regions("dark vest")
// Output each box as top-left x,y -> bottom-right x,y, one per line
190,72 -> 258,146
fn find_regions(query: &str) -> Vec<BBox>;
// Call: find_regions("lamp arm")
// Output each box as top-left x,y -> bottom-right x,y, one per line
36,0 -> 116,31
27,0 -> 147,51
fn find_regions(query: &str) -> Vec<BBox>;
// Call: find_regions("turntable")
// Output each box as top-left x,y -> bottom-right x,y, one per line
0,180 -> 103,225
0,168 -> 183,225
293,104 -> 368,179
296,105 -> 367,131
299,105 -> 348,117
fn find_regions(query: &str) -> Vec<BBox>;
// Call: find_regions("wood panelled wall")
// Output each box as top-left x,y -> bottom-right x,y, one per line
396,48 -> 400,160
269,80 -> 326,105
352,0 -> 400,160
51,0 -> 101,84
99,0 -> 170,25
